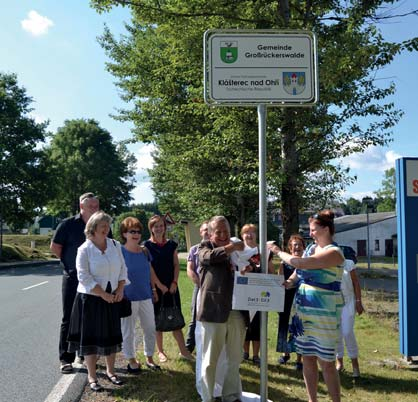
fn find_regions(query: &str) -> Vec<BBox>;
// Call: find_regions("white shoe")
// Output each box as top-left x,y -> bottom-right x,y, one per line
74,356 -> 84,365
352,367 -> 360,377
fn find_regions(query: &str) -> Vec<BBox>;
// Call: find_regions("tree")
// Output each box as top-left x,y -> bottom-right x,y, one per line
341,197 -> 363,215
91,0 -> 417,242
374,167 -> 396,211
0,72 -> 50,231
46,118 -> 136,216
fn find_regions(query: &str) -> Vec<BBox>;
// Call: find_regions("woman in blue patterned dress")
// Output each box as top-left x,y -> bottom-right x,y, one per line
268,210 -> 344,402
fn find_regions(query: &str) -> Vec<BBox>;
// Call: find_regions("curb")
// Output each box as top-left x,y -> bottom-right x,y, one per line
43,364 -> 87,402
0,259 -> 60,270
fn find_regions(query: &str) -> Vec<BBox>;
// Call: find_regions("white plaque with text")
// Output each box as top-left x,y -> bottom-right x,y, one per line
232,272 -> 285,312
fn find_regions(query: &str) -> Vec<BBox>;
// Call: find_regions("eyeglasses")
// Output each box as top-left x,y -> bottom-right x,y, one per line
127,230 -> 142,235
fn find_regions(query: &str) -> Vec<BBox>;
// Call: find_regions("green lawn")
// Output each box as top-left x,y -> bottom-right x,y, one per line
356,256 -> 398,270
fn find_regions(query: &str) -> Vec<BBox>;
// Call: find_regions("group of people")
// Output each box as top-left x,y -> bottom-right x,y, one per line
51,194 -> 363,402
51,193 -> 192,392
190,212 -> 363,402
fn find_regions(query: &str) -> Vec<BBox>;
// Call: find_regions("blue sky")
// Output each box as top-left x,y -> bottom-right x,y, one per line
1,1 -> 417,205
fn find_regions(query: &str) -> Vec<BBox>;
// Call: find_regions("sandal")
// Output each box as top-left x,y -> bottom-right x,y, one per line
146,362 -> 161,371
127,363 -> 141,374
158,352 -> 168,363
278,355 -> 290,365
106,374 -> 123,385
89,380 -> 103,392
179,352 -> 194,361
60,363 -> 73,374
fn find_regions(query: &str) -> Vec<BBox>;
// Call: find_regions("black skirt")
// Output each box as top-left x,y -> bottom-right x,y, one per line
67,291 -> 122,356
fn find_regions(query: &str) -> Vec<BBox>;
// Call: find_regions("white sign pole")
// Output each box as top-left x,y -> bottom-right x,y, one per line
204,30 -> 317,402
258,104 -> 268,402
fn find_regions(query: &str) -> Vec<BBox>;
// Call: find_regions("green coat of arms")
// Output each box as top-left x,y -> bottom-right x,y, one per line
220,41 -> 238,63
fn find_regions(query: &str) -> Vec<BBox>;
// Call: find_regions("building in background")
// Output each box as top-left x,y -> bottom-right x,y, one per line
334,212 -> 397,258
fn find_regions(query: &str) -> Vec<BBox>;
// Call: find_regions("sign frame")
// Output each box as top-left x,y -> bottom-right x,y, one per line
204,29 -> 318,106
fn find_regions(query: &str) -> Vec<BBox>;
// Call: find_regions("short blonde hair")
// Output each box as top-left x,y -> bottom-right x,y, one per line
84,211 -> 112,239
240,223 -> 257,236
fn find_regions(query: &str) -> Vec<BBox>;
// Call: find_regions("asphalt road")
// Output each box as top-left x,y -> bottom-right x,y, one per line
0,263 -> 64,402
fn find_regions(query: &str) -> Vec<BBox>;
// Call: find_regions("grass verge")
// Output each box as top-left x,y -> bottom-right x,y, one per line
0,234 -> 54,262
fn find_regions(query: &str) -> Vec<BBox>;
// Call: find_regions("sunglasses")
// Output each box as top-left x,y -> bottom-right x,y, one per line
127,230 -> 142,235
312,213 -> 329,221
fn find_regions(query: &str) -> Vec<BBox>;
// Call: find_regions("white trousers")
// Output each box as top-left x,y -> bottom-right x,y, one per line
336,299 -> 358,359
121,299 -> 156,358
199,311 -> 246,402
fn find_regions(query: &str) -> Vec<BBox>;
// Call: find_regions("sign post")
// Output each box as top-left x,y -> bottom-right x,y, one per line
204,29 -> 318,402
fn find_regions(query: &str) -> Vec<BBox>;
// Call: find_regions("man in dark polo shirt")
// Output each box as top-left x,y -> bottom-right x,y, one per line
50,192 -> 100,373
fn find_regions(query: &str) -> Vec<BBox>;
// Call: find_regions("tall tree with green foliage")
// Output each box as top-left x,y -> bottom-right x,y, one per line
46,118 -> 136,216
341,197 -> 363,215
91,0 -> 417,242
0,72 -> 50,231
375,167 -> 396,212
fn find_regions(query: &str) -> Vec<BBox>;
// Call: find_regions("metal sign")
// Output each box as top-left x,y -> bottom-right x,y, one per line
204,29 -> 318,106
396,157 -> 418,357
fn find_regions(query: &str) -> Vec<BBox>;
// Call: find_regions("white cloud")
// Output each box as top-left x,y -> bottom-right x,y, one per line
134,143 -> 155,171
341,190 -> 375,201
131,180 -> 155,204
340,146 -> 401,173
29,112 -> 47,125
21,10 -> 54,36
129,143 -> 156,204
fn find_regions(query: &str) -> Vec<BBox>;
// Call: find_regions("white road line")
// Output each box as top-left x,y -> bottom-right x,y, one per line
43,364 -> 86,402
22,280 -> 49,290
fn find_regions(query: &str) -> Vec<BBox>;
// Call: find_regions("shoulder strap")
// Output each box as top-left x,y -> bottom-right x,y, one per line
112,239 -> 124,265
140,245 -> 151,262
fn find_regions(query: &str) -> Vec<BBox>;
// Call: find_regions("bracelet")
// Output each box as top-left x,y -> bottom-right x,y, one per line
356,299 -> 361,302
152,288 -> 157,292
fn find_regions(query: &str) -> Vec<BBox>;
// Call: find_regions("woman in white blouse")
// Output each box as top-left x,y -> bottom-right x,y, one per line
67,211 -> 129,392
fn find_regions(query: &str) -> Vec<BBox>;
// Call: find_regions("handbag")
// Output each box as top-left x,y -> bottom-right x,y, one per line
118,296 -> 132,318
155,293 -> 185,332
110,239 -> 132,318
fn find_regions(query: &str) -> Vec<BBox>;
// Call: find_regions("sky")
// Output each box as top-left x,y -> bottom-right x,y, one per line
1,1 -> 417,206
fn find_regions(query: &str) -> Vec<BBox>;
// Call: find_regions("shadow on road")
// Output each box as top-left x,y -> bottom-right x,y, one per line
0,263 -> 62,277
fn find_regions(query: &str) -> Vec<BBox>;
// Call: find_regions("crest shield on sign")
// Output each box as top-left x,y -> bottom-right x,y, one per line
220,41 -> 238,63
283,72 -> 306,95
